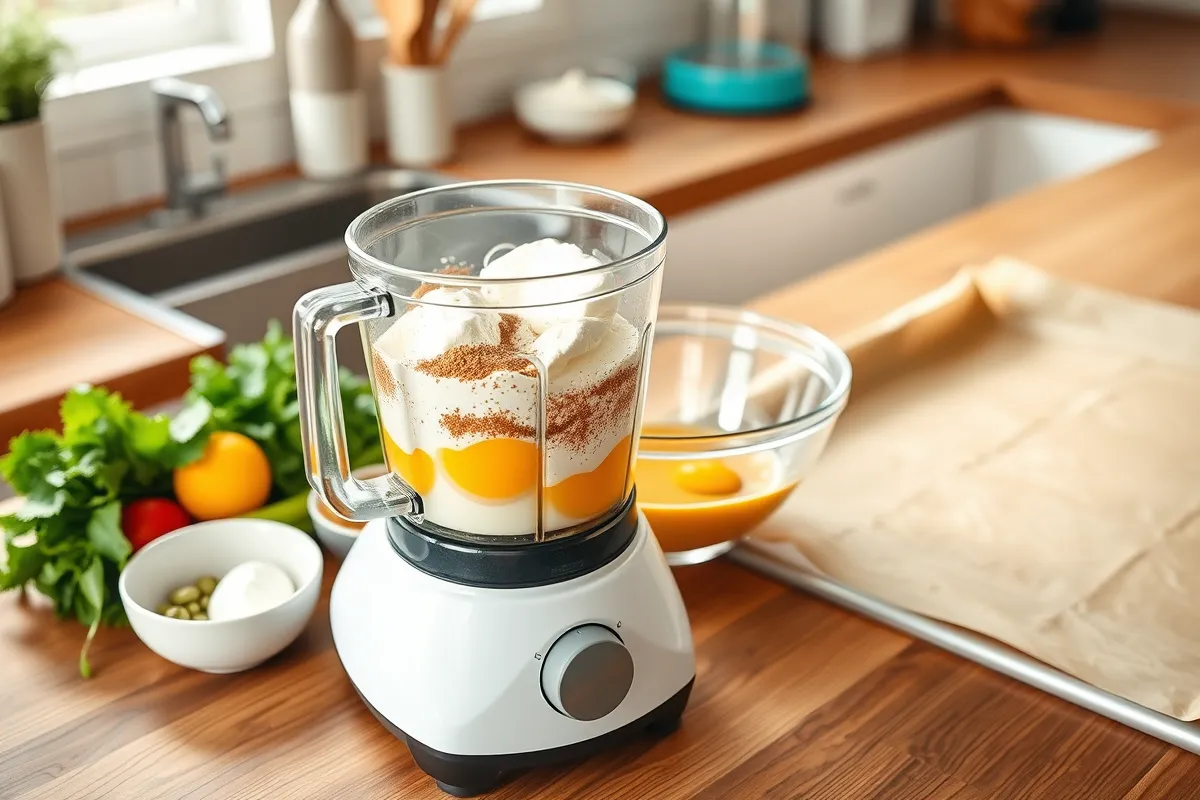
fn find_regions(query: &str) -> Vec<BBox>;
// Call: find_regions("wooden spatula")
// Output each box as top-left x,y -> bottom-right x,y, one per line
374,0 -> 423,65
433,0 -> 477,65
410,0 -> 440,65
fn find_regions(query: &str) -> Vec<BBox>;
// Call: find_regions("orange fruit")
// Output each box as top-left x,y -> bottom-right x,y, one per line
174,431 -> 273,520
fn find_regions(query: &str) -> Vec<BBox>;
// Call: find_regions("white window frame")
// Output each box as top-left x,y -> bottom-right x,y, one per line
49,1 -> 229,70
48,0 -> 274,99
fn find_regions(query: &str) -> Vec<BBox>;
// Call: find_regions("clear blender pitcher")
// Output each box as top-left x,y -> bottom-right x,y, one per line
295,181 -> 666,544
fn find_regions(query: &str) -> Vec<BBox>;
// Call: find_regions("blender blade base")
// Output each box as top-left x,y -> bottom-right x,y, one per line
330,516 -> 696,797
351,677 -> 694,797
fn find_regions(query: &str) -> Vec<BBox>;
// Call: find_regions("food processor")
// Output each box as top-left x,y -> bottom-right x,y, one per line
294,181 -> 695,797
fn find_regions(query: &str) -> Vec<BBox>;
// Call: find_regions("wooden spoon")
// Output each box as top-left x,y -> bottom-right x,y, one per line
411,0 -> 440,66
434,0 -> 477,65
374,0 -> 422,65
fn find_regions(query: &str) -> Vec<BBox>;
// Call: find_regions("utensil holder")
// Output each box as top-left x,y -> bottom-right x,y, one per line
381,63 -> 454,167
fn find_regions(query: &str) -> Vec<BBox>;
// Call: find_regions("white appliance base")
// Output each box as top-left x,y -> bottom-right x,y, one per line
330,514 -> 696,796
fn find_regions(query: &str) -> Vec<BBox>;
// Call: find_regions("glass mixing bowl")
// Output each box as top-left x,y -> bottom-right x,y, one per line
637,305 -> 852,565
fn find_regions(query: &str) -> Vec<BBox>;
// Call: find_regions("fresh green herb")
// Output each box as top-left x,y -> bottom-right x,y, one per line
184,319 -> 383,498
0,5 -> 66,125
0,387 -> 209,676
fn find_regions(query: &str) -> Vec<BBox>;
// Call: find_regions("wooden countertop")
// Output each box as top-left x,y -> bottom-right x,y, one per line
6,11 -> 1200,800
0,280 -> 222,448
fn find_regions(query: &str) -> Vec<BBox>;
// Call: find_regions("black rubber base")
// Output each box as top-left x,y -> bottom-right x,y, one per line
355,677 -> 694,797
386,492 -> 640,589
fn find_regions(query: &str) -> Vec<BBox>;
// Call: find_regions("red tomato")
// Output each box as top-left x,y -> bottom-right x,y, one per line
122,498 -> 192,552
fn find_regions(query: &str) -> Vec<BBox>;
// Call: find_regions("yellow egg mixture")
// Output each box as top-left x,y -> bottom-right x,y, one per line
382,428 -> 634,521
635,425 -> 797,553
379,422 -> 794,548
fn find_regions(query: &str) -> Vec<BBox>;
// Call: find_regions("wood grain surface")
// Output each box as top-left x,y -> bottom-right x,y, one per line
0,280 -> 221,450
6,10 -> 1200,800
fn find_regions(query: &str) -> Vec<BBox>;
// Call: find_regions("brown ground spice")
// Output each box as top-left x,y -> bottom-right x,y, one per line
441,411 -> 536,439
414,312 -> 536,381
547,364 -> 639,450
428,362 -> 638,451
498,313 -> 520,347
372,349 -> 397,398
416,344 -> 539,381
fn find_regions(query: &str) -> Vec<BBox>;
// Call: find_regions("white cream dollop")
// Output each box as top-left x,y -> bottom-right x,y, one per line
532,317 -> 611,374
378,287 -> 501,363
206,561 -> 296,622
479,239 -> 617,332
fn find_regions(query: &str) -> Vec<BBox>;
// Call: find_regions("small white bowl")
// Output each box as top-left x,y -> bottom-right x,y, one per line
118,519 -> 323,674
308,464 -> 384,559
514,64 -> 636,144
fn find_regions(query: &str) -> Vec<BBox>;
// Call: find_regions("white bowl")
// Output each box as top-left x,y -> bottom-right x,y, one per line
307,464 -> 384,559
118,519 -> 323,674
514,66 -> 636,144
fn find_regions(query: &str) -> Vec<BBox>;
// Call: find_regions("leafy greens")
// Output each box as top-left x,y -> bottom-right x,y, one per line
0,321 -> 383,678
184,319 -> 383,498
0,387 -> 209,676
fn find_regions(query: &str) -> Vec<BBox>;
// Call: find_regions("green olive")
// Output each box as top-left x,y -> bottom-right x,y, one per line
196,576 -> 219,596
186,601 -> 201,615
155,603 -> 171,615
191,612 -> 209,621
169,585 -> 201,605
164,605 -> 191,620
199,595 -> 209,611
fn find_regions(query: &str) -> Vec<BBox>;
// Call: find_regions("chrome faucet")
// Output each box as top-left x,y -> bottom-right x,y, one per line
151,78 -> 231,217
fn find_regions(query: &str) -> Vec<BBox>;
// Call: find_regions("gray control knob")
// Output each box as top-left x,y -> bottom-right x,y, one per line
540,625 -> 634,721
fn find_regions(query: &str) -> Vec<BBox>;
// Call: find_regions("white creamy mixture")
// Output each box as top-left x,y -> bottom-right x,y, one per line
372,239 -> 641,536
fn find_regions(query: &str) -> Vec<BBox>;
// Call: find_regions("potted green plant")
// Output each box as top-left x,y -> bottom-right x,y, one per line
0,6 -> 65,287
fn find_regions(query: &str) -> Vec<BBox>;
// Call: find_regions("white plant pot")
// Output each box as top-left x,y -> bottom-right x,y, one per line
381,63 -> 455,168
0,176 -> 13,308
0,119 -> 63,284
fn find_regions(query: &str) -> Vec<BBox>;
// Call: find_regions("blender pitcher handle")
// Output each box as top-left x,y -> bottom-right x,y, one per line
294,282 -> 421,521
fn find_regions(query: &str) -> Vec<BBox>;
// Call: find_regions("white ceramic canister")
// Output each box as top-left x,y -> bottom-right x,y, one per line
286,0 -> 369,179
381,63 -> 454,168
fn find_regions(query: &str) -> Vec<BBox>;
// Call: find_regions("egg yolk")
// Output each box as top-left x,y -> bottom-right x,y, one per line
440,438 -> 538,500
382,428 -> 436,496
547,436 -> 633,520
673,460 -> 743,496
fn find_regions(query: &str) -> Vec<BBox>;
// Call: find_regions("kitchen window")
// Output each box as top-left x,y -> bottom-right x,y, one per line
45,0 -> 273,97
46,1 -> 232,68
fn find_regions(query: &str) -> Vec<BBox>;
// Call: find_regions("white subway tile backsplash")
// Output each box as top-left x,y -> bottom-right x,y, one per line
57,150 -> 117,219
110,142 -> 165,206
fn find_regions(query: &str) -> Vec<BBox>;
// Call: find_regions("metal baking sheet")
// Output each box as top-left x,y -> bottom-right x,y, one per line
729,543 -> 1200,755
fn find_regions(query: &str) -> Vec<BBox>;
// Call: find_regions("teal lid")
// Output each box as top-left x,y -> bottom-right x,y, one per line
662,42 -> 808,115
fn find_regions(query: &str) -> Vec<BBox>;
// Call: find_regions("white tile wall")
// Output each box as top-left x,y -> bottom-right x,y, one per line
47,0 -> 706,221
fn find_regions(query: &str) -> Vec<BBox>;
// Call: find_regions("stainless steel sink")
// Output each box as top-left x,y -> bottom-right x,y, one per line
65,169 -> 581,373
65,169 -> 455,372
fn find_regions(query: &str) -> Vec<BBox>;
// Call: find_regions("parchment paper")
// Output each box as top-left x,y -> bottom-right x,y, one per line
748,258 -> 1200,720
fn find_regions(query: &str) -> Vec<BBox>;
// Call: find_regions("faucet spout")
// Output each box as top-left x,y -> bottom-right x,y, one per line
151,78 -> 232,217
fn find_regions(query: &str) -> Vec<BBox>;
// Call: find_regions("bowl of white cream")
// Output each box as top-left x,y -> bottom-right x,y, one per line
119,519 -> 323,673
514,63 -> 637,144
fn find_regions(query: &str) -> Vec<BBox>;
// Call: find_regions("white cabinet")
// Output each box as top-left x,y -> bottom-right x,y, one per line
663,117 -> 980,304
979,110 -> 1158,203
664,110 -> 1155,305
